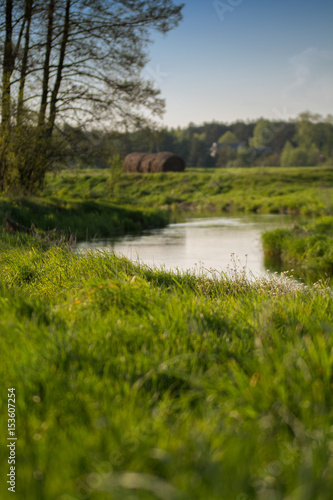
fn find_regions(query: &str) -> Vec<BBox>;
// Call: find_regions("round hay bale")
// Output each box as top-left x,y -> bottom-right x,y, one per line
152,152 -> 185,172
123,152 -> 147,172
123,152 -> 185,173
140,153 -> 157,173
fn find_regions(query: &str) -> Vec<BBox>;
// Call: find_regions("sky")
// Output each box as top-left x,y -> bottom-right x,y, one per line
146,0 -> 333,128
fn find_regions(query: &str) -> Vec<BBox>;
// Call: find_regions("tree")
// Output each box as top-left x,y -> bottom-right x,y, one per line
0,0 -> 184,191
280,141 -> 294,167
218,130 -> 239,144
215,144 -> 236,168
270,122 -> 296,153
188,133 -> 207,167
230,121 -> 255,144
0,0 -> 30,189
294,112 -> 320,150
321,116 -> 333,160
249,118 -> 273,148
214,131 -> 238,168
280,140 -> 318,167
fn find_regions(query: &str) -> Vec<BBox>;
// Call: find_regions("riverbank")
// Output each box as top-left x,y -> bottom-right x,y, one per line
0,234 -> 332,499
0,196 -> 169,240
262,215 -> 333,284
1,167 -> 332,241
1,166 -> 332,282
44,166 -> 333,217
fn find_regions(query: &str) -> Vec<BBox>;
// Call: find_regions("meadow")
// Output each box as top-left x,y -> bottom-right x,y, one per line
0,232 -> 332,500
1,167 -> 332,241
42,166 -> 333,218
1,166 -> 333,499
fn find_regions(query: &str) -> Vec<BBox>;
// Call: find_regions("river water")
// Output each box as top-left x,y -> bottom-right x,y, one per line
77,214 -> 293,277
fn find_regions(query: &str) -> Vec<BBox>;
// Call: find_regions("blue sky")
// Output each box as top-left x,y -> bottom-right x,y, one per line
147,0 -> 333,128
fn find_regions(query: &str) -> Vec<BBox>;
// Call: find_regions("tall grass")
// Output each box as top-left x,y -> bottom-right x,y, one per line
0,234 -> 332,499
0,197 -> 169,240
263,216 -> 333,284
44,166 -> 333,217
1,166 -> 332,241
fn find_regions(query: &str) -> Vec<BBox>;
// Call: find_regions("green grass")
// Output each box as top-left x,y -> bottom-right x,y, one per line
262,216 -> 333,284
44,166 -> 333,217
0,233 -> 332,499
1,166 -> 333,242
1,166 -> 332,498
0,196 -> 169,240
39,166 -> 333,284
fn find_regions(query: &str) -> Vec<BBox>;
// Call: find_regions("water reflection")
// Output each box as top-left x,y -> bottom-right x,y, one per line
78,214 -> 293,277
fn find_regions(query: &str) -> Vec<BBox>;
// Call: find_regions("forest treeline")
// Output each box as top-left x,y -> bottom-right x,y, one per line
58,111 -> 333,170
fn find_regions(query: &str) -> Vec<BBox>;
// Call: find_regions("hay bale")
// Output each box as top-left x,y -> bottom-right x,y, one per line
123,151 -> 185,173
140,153 -> 158,173
123,152 -> 147,172
152,152 -> 185,172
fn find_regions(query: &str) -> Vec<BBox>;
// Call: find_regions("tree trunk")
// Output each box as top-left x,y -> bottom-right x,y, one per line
38,0 -> 55,129
47,0 -> 71,137
0,0 -> 14,190
1,0 -> 14,132
17,0 -> 34,126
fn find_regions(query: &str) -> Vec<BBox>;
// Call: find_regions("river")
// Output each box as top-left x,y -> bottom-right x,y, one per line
77,214 -> 293,277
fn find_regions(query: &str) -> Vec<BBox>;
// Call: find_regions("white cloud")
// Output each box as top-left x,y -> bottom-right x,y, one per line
283,47 -> 333,96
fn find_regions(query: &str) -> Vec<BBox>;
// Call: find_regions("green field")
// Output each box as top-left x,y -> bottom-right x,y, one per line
1,167 -> 332,241
1,166 -> 333,499
43,166 -> 333,217
0,233 -> 332,499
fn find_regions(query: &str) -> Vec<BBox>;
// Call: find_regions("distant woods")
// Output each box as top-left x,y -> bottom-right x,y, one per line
59,112 -> 333,171
0,0 -> 184,192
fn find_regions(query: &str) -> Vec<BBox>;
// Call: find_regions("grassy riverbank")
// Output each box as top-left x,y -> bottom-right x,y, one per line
44,166 -> 333,217
0,197 -> 169,240
0,234 -> 332,499
263,215 -> 333,284
1,166 -> 332,241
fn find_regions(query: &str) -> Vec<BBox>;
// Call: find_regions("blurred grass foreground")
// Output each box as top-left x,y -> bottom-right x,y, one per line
0,225 -> 332,499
